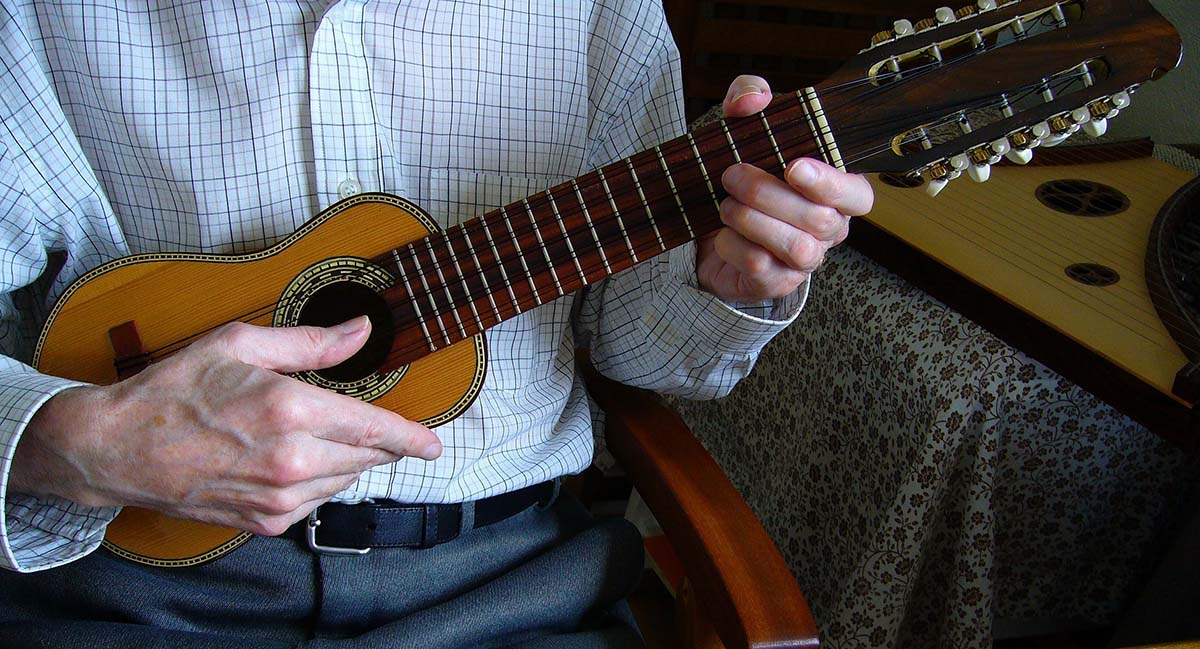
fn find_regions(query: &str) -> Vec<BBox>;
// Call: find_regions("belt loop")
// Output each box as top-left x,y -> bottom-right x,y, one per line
422,505 -> 439,548
460,499 -> 476,531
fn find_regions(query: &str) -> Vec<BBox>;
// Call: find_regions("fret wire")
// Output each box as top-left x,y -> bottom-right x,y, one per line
521,198 -> 564,297
545,189 -> 589,285
654,145 -> 696,240
500,205 -> 543,306
461,227 -> 503,323
441,234 -> 485,334
480,216 -> 523,315
720,119 -> 743,164
758,112 -> 788,172
392,248 -> 436,352
596,167 -> 638,263
625,158 -> 666,251
570,178 -> 613,275
686,132 -> 722,213
425,238 -> 467,340
408,245 -> 451,346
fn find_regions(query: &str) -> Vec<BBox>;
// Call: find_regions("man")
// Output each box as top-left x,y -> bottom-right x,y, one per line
0,1 -> 872,646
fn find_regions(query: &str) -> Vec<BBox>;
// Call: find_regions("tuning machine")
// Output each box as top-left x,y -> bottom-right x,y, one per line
923,160 -> 962,197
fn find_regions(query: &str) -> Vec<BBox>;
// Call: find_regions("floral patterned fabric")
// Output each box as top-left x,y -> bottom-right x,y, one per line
669,244 -> 1200,649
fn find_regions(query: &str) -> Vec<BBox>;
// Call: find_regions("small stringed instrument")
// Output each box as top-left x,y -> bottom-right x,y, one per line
32,0 -> 1182,566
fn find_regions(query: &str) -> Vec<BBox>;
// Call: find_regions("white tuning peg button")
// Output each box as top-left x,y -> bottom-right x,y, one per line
893,19 -> 914,36
949,154 -> 970,170
977,0 -> 997,10
1083,117 -> 1108,137
1031,122 -> 1052,140
1042,132 -> 1071,147
926,177 -> 949,197
935,6 -> 956,23
990,138 -> 1011,156
1111,91 -> 1132,109
1070,107 -> 1091,124
968,163 -> 991,183
1005,148 -> 1034,165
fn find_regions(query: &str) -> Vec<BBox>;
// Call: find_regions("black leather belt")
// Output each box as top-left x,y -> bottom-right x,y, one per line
286,481 -> 557,555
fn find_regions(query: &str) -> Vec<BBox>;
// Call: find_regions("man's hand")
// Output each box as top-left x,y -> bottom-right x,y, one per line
10,316 -> 442,536
696,75 -> 874,301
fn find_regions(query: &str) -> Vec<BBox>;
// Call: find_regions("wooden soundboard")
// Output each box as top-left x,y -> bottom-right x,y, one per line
849,142 -> 1197,446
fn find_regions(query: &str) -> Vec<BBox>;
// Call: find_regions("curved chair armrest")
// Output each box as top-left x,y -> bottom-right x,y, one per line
581,357 -> 820,649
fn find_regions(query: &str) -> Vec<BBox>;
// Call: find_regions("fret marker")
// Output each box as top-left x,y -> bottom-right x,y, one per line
687,133 -> 722,213
408,246 -> 451,346
597,167 -> 638,263
501,206 -> 543,306
461,228 -> 502,323
571,178 -> 613,276
480,216 -> 522,315
655,146 -> 696,240
546,189 -> 590,285
392,248 -> 436,352
802,88 -> 845,170
626,158 -> 666,252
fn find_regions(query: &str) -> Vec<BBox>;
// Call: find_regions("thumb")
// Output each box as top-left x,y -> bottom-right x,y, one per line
214,316 -> 372,373
722,74 -> 772,117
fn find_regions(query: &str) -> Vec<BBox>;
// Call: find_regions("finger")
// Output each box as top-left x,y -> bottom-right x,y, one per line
208,317 -> 372,374
784,158 -> 875,217
712,228 -> 809,297
722,74 -> 772,117
722,164 -> 846,242
287,381 -> 443,460
719,197 -> 840,272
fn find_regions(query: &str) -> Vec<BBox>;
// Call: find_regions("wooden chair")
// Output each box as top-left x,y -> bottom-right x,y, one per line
580,355 -> 821,649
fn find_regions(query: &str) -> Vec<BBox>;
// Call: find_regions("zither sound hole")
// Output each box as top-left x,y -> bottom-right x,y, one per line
295,281 -> 394,383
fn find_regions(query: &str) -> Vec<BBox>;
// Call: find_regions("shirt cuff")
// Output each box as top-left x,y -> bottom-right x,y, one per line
0,368 -> 117,572
663,241 -> 809,355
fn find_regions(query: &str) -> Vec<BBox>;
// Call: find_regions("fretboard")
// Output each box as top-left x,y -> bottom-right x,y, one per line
377,89 -> 837,369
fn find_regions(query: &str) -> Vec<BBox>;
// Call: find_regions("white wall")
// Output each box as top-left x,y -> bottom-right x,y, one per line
1105,0 -> 1199,143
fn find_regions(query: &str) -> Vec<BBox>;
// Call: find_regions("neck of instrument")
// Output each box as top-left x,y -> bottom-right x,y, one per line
379,90 -> 830,369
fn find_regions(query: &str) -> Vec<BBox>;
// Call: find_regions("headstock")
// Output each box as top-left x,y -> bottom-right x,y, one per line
816,0 -> 1183,196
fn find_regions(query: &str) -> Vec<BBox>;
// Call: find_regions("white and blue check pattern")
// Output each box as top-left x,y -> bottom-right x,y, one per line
0,0 -> 805,572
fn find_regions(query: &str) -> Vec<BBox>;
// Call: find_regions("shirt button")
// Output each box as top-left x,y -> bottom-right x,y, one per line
338,177 -> 361,198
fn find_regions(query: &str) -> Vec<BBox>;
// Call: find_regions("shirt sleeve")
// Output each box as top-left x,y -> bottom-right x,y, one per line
0,4 -> 123,572
576,0 -> 807,400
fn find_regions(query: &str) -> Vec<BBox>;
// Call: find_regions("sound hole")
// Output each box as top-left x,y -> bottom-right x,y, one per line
879,172 -> 924,189
295,281 -> 394,383
1065,262 -> 1120,287
1036,179 -> 1130,217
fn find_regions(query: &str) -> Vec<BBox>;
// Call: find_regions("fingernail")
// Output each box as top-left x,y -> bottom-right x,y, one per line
731,82 -> 764,104
786,159 -> 815,186
335,315 -> 369,334
420,438 -> 443,460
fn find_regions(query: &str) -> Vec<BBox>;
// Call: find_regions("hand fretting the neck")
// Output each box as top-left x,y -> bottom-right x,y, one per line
379,90 -> 832,370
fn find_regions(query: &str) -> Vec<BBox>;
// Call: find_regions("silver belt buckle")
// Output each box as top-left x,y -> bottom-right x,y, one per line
306,507 -> 371,556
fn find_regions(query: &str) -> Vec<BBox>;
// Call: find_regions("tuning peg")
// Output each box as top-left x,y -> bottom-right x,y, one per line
1005,148 -> 1034,164
1031,121 -> 1052,142
935,6 -> 956,23
967,163 -> 992,183
893,19 -> 915,37
1109,90 -> 1132,116
977,0 -> 998,11
924,162 -> 956,197
1083,118 -> 1108,137
1042,132 -> 1071,147
950,153 -> 971,171
989,138 -> 1011,157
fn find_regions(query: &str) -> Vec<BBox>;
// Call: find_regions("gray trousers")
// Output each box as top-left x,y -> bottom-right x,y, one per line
0,491 -> 644,648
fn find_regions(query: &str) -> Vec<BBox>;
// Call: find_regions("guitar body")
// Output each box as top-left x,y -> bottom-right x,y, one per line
33,194 -> 486,567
